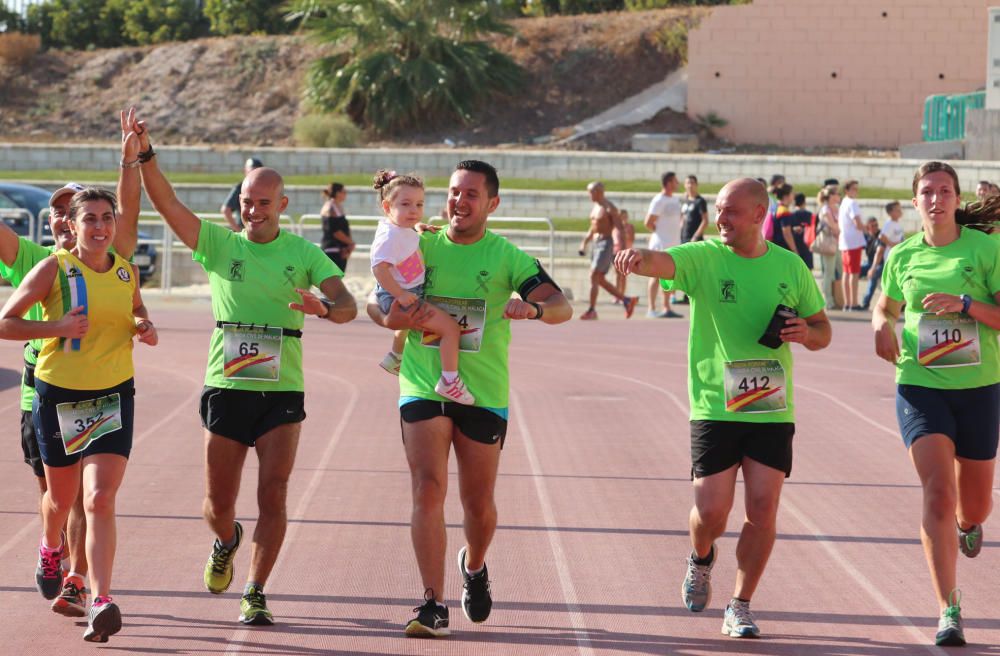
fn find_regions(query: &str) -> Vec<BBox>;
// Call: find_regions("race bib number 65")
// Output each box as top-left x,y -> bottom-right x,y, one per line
222,324 -> 282,381
724,359 -> 787,413
56,393 -> 122,456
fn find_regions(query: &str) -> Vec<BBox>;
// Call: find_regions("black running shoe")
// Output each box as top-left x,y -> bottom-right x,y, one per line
83,597 -> 122,643
457,545 -> 492,623
404,590 -> 449,638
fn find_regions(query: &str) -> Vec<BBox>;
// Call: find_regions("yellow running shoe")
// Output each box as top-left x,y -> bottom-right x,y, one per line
203,521 -> 242,594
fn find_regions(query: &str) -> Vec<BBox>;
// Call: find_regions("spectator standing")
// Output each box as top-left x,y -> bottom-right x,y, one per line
613,209 -> 636,300
680,176 -> 709,244
644,172 -> 682,318
320,182 -> 355,273
768,184 -> 793,248
861,201 -> 905,310
221,158 -> 263,232
781,192 -> 815,269
837,179 -> 866,310
815,187 -> 842,310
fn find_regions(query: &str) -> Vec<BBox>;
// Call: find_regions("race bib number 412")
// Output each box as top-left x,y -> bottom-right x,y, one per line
223,324 -> 283,381
724,359 -> 787,413
917,313 -> 980,368
420,295 -> 486,352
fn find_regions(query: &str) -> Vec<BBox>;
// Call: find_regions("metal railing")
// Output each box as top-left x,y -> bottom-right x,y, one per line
428,215 -> 556,273
126,212 -> 554,293
922,91 -> 985,142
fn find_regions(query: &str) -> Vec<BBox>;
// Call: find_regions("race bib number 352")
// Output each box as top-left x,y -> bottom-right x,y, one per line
724,359 -> 787,413
917,313 -> 980,368
56,393 -> 123,456
420,295 -> 486,352
222,324 -> 283,381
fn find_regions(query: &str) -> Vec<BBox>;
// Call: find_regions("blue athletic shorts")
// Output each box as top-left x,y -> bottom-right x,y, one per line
33,378 -> 135,468
896,383 -> 1000,460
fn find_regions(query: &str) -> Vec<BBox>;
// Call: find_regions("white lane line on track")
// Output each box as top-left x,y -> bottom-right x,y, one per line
0,364 -> 201,561
512,389 -> 595,656
223,370 -> 359,655
548,365 -> 954,649
131,363 -> 203,448
781,497 -> 946,656
796,383 -> 1000,501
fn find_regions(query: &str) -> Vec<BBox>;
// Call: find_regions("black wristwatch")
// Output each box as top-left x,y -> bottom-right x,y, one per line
137,145 -> 156,163
960,294 -> 973,314
319,298 -> 333,318
527,301 -> 543,320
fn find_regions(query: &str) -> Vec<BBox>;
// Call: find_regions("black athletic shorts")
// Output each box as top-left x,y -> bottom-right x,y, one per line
400,399 -> 507,448
200,386 -> 306,447
896,383 -> 1000,460
690,420 -> 795,479
21,410 -> 44,478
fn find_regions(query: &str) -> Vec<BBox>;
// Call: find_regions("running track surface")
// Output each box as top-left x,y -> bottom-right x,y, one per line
1,297 -> 998,656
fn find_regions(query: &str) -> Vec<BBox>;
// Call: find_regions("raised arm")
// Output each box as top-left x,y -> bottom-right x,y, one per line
130,113 -> 202,250
0,217 -> 22,267
114,108 -> 141,259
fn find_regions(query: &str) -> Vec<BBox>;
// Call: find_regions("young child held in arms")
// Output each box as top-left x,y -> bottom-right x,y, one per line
370,170 -> 474,405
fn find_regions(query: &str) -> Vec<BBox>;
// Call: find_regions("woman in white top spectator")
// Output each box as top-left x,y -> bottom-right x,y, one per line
815,186 -> 842,310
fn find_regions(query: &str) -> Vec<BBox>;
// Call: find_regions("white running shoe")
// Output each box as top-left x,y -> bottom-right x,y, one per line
435,375 -> 475,405
379,352 -> 402,376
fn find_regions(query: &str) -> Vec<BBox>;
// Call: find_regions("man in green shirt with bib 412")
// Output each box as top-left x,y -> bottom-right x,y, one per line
615,177 -> 831,640
372,160 -> 572,638
132,112 -> 357,626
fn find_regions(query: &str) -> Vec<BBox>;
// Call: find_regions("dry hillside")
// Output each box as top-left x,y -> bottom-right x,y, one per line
0,8 -> 703,150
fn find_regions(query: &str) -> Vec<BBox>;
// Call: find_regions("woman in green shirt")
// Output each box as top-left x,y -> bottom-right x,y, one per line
872,161 -> 1000,647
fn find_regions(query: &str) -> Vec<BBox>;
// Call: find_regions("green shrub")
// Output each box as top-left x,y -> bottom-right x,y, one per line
293,114 -> 363,148
291,0 -> 524,134
27,0 -> 125,50
203,0 -> 296,36
108,0 -> 208,45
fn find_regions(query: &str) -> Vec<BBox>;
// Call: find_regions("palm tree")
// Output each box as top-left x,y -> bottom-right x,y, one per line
288,0 -> 523,134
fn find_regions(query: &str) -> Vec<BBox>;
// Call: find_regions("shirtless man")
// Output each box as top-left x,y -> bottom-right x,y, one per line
578,182 -> 638,320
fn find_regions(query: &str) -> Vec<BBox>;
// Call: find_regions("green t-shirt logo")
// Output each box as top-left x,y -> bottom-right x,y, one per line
476,270 -> 492,293
283,265 -> 296,287
228,259 -> 245,282
720,279 -> 737,303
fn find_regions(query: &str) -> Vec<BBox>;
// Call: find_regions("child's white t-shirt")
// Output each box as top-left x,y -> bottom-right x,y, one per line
370,220 -> 425,288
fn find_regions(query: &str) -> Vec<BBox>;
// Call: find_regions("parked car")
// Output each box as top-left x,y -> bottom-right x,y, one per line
0,182 -> 49,241
0,182 -> 158,283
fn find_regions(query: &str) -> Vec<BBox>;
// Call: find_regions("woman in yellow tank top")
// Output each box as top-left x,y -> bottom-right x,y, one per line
0,186 -> 157,643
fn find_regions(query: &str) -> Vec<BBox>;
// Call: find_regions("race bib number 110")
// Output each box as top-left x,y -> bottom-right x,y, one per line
918,313 -> 980,368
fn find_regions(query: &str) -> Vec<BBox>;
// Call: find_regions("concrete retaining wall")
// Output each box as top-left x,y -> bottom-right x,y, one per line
4,142 -> 1000,191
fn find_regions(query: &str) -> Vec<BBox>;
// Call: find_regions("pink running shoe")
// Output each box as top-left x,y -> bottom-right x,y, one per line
435,375 -> 475,405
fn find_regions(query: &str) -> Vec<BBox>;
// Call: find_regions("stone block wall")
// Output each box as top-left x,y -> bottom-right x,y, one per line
687,0 -> 993,148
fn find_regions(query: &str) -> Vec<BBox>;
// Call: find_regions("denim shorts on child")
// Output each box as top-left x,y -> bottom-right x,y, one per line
375,283 -> 425,315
